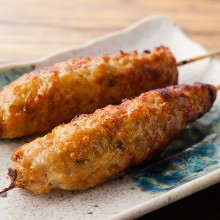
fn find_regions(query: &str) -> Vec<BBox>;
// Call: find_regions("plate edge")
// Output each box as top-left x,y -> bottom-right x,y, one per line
110,168 -> 220,220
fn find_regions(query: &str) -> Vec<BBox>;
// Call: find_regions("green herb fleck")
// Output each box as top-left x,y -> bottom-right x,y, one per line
73,159 -> 88,165
115,140 -> 125,151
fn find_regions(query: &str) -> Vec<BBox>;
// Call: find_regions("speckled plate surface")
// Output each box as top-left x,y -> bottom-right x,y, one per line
0,16 -> 220,220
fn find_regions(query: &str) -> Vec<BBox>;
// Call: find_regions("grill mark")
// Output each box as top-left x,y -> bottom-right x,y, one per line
158,90 -> 172,101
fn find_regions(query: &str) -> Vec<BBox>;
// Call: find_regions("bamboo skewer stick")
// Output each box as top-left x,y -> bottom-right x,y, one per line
177,49 -> 220,66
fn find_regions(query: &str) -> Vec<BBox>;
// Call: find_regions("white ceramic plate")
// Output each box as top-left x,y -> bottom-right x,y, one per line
0,16 -> 220,220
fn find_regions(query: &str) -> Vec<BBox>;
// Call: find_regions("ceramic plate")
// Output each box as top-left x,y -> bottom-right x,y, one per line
0,16 -> 220,220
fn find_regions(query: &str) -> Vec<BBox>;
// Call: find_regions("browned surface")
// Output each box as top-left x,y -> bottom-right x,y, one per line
0,47 -> 177,138
10,83 -> 216,194
0,0 -> 219,64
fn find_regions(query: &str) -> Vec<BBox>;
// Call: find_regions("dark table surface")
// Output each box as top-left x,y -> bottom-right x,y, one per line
139,183 -> 220,220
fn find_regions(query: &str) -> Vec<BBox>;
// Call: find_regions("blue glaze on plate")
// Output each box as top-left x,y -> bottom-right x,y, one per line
0,65 -> 35,89
134,143 -> 220,192
132,103 -> 220,193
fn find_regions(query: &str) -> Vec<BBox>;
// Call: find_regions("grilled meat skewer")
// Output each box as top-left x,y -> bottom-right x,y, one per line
0,46 -> 177,138
2,83 -> 216,194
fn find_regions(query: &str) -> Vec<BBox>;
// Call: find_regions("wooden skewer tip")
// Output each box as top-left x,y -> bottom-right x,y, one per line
177,49 -> 220,66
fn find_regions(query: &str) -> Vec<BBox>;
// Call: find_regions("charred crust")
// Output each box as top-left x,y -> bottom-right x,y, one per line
207,85 -> 216,104
194,83 -> 216,104
0,168 -> 17,194
8,168 -> 17,183
143,49 -> 151,54
157,90 -> 172,101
